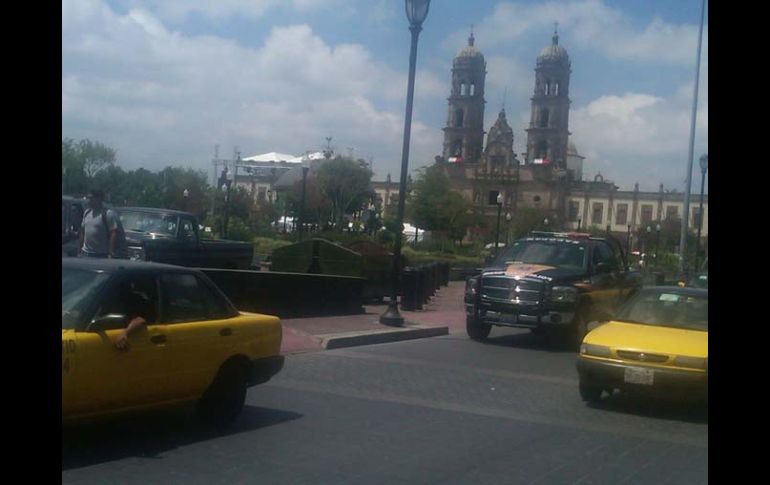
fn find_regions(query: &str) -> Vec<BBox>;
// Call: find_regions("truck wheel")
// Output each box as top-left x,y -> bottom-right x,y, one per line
579,381 -> 603,403
466,316 -> 491,341
197,361 -> 248,427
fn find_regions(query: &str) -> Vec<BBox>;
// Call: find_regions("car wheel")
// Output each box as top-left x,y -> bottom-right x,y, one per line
466,316 -> 492,341
197,361 -> 248,427
579,381 -> 603,403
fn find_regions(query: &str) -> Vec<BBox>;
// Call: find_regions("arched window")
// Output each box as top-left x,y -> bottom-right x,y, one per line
554,82 -> 559,96
544,81 -> 550,96
470,83 -> 476,96
537,141 -> 548,159
455,109 -> 464,127
452,139 -> 463,156
540,109 -> 549,128
460,83 -> 467,96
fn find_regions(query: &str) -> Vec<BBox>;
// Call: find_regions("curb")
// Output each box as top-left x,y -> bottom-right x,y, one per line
319,324 -> 449,350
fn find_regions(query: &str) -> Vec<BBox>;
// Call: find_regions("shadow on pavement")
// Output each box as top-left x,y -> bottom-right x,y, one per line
586,392 -> 708,425
480,330 -> 577,354
62,405 -> 302,471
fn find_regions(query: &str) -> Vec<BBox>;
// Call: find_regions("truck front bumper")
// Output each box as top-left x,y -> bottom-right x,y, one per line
465,301 -> 575,329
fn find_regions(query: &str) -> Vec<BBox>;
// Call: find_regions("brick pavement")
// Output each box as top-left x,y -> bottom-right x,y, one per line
280,281 -> 467,354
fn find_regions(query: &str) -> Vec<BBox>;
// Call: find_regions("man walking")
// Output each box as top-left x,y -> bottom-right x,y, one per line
79,189 -> 121,258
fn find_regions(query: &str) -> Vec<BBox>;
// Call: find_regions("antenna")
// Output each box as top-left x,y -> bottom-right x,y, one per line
502,87 -> 508,112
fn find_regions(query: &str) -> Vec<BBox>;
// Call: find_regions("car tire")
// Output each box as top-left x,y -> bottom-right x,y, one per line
466,316 -> 492,341
197,361 -> 248,427
579,381 -> 603,403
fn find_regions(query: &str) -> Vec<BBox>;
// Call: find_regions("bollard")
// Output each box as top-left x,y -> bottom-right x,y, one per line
442,262 -> 450,286
422,265 -> 432,303
400,267 -> 417,311
414,266 -> 424,310
431,262 -> 439,294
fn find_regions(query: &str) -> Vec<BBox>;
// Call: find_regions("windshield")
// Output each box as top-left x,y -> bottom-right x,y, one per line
120,211 -> 178,236
497,240 -> 587,270
62,268 -> 110,329
615,289 -> 708,331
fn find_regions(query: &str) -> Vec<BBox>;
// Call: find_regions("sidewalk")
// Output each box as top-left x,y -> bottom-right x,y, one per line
280,281 -> 468,354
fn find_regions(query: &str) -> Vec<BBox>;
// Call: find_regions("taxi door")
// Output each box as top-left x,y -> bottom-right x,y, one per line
62,329 -> 78,416
69,273 -> 172,416
158,273 -> 236,400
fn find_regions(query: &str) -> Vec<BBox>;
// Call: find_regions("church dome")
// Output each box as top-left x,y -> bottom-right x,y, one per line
456,33 -> 484,60
537,32 -> 569,64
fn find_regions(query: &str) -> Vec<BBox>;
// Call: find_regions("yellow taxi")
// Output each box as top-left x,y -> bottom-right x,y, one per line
62,258 -> 284,425
576,286 -> 707,403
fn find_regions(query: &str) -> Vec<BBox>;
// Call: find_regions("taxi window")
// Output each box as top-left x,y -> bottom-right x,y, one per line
160,273 -> 208,323
94,274 -> 158,325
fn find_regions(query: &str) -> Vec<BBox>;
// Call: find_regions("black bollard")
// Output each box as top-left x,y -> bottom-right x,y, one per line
400,267 -> 417,311
414,266 -> 424,310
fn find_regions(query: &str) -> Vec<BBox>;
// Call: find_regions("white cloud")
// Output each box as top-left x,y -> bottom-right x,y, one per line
444,1 -> 706,66
570,89 -> 708,191
62,1 -> 442,179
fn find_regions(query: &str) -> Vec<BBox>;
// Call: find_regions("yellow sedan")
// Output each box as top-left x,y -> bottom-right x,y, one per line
576,286 -> 707,403
63,258 -> 283,425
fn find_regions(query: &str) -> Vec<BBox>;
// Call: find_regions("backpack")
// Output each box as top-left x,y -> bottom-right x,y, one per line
84,208 -> 128,258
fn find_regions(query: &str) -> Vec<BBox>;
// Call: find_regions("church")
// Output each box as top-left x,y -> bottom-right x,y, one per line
417,28 -> 708,243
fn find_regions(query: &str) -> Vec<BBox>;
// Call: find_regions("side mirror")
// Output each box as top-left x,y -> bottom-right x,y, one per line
88,314 -> 129,332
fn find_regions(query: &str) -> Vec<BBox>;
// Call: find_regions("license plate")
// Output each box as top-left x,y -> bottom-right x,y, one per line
499,313 -> 518,324
624,366 -> 654,385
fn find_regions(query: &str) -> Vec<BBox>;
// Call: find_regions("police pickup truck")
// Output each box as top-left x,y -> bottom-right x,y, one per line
465,232 -> 642,347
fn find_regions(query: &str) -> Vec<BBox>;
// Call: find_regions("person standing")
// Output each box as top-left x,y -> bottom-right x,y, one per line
78,189 -> 120,258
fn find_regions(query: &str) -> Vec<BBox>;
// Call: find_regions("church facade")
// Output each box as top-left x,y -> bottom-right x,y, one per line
424,29 -> 708,242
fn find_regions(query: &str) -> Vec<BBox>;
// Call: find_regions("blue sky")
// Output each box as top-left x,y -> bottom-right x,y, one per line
62,0 -> 708,192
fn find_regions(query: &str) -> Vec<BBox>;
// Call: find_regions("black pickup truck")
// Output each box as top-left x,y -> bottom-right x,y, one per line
119,207 -> 253,269
465,231 -> 642,347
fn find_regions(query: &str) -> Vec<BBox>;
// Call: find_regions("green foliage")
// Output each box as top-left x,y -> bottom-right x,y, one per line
408,166 -> 472,240
62,138 -> 116,195
225,216 -> 253,242
316,156 -> 373,229
506,207 -> 551,240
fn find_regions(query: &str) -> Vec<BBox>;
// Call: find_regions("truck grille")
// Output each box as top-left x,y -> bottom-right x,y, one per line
480,276 -> 543,303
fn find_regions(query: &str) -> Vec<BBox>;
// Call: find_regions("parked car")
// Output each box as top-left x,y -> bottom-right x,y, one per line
576,286 -> 707,403
119,207 -> 253,269
62,258 -> 284,425
465,231 -> 642,347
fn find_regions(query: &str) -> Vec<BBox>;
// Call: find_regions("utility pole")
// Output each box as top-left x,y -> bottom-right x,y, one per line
679,0 -> 706,278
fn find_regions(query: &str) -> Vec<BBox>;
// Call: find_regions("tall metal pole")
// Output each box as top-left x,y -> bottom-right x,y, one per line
679,0 -> 706,277
299,165 -> 309,242
495,202 -> 502,256
381,23 -> 423,327
695,159 -> 707,271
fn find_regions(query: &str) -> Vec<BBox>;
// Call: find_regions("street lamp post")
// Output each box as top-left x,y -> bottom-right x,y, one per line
183,188 -> 189,212
544,217 -> 549,230
626,224 -> 632,258
645,225 -> 651,272
505,212 -> 512,246
655,223 -> 661,271
695,154 -> 708,271
577,217 -> 582,231
221,183 -> 230,238
495,193 -> 503,256
298,161 -> 310,242
381,0 -> 431,327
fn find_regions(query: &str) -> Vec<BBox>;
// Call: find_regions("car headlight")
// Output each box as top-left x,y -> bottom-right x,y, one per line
550,286 -> 578,303
580,343 -> 611,357
673,355 -> 708,370
466,278 -> 477,295
128,246 -> 146,261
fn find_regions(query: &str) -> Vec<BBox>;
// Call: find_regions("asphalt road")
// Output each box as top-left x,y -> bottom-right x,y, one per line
62,328 -> 708,484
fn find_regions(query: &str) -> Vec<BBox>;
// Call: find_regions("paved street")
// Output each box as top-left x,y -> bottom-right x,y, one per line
63,325 -> 707,484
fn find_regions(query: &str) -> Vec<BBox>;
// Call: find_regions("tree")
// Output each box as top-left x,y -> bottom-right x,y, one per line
408,165 -> 472,243
315,156 -> 373,230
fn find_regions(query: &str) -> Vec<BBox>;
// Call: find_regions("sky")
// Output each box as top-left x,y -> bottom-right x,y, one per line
62,0 -> 708,192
